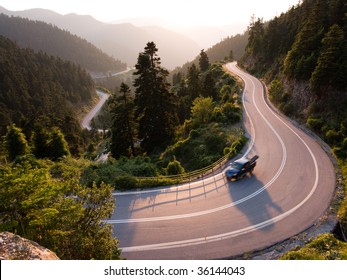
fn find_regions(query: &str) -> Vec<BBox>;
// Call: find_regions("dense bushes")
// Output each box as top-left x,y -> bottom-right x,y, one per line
0,159 -> 121,259
161,123 -> 239,172
165,157 -> 185,175
281,234 -> 347,260
81,156 -> 158,189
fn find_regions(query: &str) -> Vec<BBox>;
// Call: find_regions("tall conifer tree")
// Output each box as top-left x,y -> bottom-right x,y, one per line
48,127 -> 70,161
199,49 -> 210,72
110,83 -> 137,158
133,42 -> 178,152
186,64 -> 201,102
5,124 -> 30,161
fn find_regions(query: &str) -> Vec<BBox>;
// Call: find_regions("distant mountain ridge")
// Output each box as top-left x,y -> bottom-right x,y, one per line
0,6 -> 201,69
0,13 -> 126,73
0,35 -> 95,153
110,16 -> 248,49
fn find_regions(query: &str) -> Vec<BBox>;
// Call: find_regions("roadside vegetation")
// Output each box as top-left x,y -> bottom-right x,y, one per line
241,0 -> 347,259
0,157 -> 121,260
85,44 -> 245,190
0,39 -> 245,259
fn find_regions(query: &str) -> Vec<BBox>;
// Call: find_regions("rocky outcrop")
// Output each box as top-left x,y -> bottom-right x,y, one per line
0,232 -> 59,260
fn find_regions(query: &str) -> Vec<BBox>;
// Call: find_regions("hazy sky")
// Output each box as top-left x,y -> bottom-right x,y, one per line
0,0 -> 300,27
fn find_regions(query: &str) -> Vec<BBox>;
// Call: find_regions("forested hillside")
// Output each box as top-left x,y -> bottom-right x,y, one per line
171,31 -> 248,77
0,36 -> 95,154
241,0 -> 347,259
0,14 -> 126,73
0,7 -> 200,70
241,0 -> 347,153
0,34 -> 122,260
205,32 -> 248,63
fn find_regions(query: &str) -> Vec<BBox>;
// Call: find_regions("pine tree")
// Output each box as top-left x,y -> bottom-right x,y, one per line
32,126 -> 50,159
247,16 -> 265,57
110,83 -> 137,158
284,0 -> 329,79
133,42 -> 178,152
201,71 -> 217,100
187,64 -> 201,102
5,124 -> 30,161
176,78 -> 191,122
199,49 -> 210,72
48,127 -> 70,161
229,50 -> 234,61
310,24 -> 345,93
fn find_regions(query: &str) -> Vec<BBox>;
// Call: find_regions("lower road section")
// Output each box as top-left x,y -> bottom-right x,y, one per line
81,90 -> 109,130
109,62 -> 335,259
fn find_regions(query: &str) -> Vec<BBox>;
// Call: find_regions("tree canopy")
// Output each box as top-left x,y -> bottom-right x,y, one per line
240,0 -> 347,259
0,160 -> 121,259
133,42 -> 178,152
199,49 -> 210,72
5,124 -> 30,161
110,83 -> 137,158
0,35 -> 95,155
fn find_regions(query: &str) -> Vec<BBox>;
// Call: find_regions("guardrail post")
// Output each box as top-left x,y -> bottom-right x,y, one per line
134,149 -> 235,187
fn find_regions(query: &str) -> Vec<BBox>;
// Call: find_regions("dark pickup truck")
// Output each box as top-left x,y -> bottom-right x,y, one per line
225,155 -> 259,180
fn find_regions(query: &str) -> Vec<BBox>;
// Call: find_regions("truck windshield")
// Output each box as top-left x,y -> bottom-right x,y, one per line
231,162 -> 244,169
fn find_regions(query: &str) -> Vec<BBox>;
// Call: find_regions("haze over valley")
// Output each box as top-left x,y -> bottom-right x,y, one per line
0,1 -> 298,69
0,6 -> 202,69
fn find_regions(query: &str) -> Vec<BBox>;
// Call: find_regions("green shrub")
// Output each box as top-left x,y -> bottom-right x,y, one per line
205,133 -> 226,154
281,234 -> 347,260
220,85 -> 233,102
231,136 -> 248,153
165,157 -> 185,175
279,100 -> 294,115
114,176 -> 138,190
268,79 -> 284,104
191,97 -> 215,126
342,138 -> 347,149
189,129 -> 199,139
281,248 -> 325,260
223,147 -> 231,155
137,177 -> 179,189
325,129 -> 342,144
222,102 -> 241,123
333,146 -> 345,158
212,107 -> 225,122
307,117 -> 324,131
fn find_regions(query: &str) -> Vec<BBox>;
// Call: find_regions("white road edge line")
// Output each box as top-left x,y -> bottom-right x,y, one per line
107,63 -> 287,224
108,63 -> 287,224
119,63 -> 319,252
111,64 -> 256,197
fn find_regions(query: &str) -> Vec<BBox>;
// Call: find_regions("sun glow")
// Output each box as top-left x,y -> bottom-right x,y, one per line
0,0 -> 300,27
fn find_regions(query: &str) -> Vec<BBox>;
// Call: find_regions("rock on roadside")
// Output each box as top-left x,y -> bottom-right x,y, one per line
0,232 -> 59,260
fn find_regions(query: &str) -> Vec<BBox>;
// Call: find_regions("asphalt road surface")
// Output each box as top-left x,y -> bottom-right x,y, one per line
81,90 -> 109,130
109,62 -> 335,260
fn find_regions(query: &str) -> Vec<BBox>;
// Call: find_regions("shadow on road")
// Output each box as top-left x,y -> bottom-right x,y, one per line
111,175 -> 228,248
227,174 -> 283,231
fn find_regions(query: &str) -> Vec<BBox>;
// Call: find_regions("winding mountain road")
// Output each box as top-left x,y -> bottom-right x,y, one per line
81,90 -> 109,130
109,62 -> 335,259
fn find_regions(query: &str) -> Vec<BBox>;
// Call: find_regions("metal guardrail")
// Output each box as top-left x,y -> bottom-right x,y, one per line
136,150 -> 233,185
